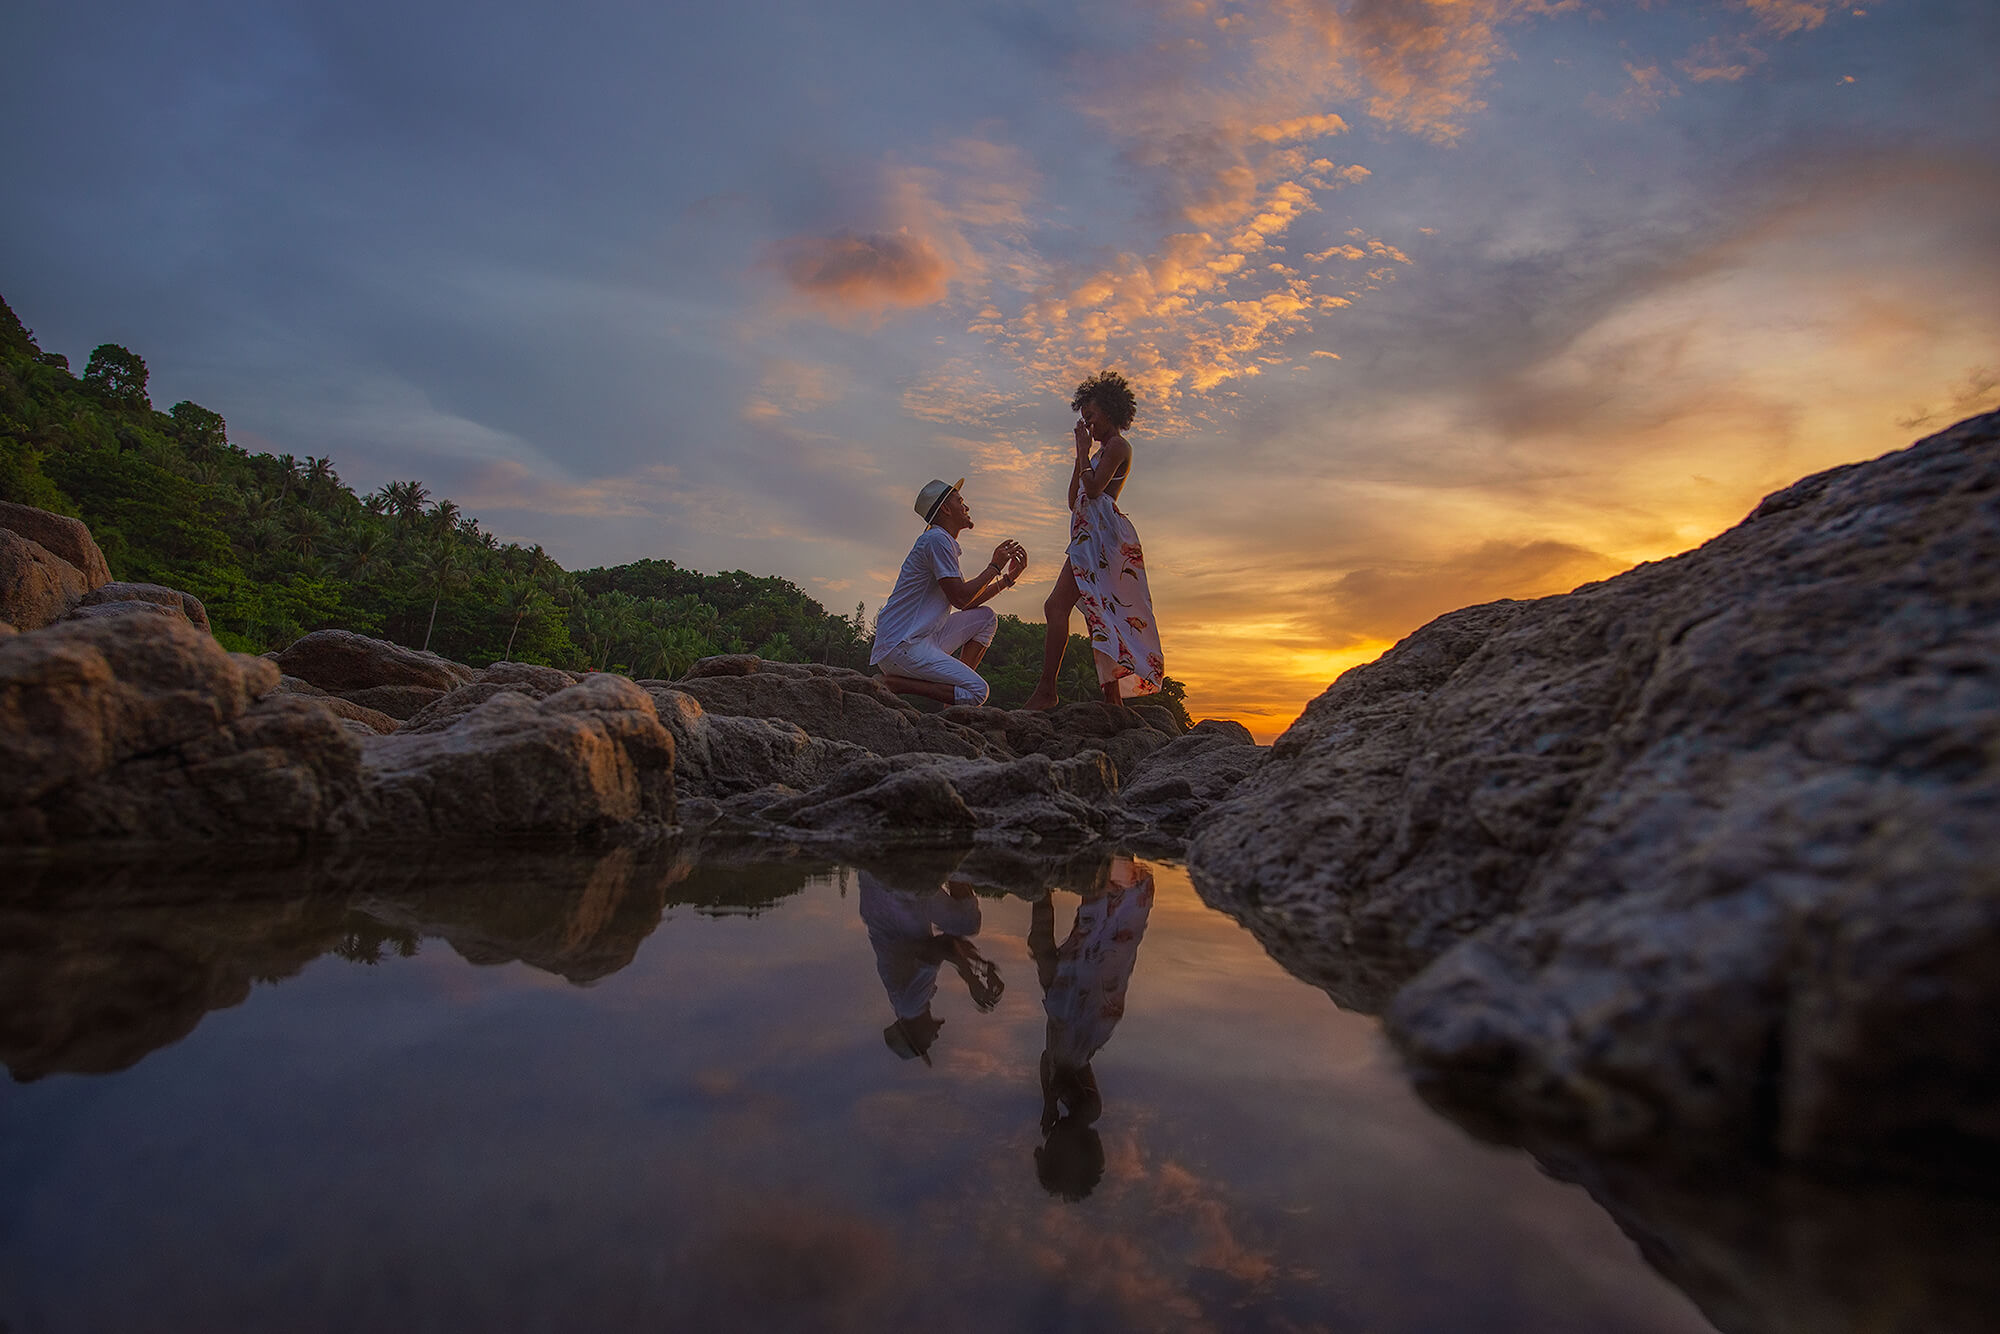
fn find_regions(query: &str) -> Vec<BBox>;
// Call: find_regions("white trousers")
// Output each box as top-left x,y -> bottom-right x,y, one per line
877,607 -> 997,706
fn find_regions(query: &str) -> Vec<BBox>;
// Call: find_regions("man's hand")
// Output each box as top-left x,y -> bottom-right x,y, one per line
989,539 -> 1024,573
1003,545 -> 1029,582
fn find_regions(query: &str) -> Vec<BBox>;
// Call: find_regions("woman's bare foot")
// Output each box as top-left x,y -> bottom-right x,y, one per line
1020,688 -> 1060,711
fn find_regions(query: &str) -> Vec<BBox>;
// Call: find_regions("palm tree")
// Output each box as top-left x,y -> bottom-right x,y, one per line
426,499 -> 461,538
274,453 -> 301,496
387,480 -> 430,525
537,566 -> 578,609
303,455 -> 336,498
415,542 -> 469,652
362,488 -> 392,516
288,508 -> 330,556
499,581 -> 544,658
236,518 -> 284,560
342,525 -> 390,582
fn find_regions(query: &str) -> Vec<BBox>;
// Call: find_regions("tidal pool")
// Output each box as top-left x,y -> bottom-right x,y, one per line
0,843 -> 1842,1332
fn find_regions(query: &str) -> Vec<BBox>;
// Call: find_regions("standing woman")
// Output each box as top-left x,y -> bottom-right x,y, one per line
1022,370 -> 1165,710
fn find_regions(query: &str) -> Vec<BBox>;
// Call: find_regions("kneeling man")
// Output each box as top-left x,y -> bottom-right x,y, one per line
872,477 -> 1027,706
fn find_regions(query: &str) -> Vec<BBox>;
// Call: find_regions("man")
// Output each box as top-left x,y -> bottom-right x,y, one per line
860,869 -> 1002,1065
871,477 -> 1027,706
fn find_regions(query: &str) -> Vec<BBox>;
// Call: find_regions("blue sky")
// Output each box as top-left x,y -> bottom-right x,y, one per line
7,0 -> 1996,731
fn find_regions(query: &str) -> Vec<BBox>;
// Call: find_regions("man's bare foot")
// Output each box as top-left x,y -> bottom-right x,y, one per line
1020,688 -> 1060,711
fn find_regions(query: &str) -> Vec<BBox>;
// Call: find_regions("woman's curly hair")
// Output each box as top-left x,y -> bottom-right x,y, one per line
1071,370 -> 1137,431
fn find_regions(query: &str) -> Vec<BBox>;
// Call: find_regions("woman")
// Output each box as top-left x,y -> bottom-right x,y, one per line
1021,370 -> 1165,710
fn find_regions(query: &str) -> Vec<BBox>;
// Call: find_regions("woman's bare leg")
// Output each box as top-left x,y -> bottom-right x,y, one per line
1021,565 -> 1080,710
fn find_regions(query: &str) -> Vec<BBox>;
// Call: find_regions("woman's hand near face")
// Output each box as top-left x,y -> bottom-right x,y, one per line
1074,420 -> 1092,453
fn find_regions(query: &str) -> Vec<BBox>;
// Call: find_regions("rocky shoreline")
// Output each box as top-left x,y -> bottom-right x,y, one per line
5,411 -> 1997,1190
0,502 -> 1265,852
1188,409 -> 2000,1184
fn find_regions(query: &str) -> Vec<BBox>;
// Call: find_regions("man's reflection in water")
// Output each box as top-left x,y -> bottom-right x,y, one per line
859,871 -> 1004,1065
1029,855 -> 1155,1201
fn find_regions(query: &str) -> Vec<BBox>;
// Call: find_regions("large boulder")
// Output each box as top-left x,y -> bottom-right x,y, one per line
274,628 -> 474,694
0,614 -> 278,813
7,694 -> 368,844
342,673 -> 675,838
0,528 -> 91,631
1188,410 -> 2000,1180
74,581 -> 211,631
0,500 -> 112,589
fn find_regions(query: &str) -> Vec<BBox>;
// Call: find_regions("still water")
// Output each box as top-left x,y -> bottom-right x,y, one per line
2,843 -> 1734,1332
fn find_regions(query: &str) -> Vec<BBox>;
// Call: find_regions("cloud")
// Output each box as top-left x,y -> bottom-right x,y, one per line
1323,539 -> 1622,640
1588,63 -> 1681,119
1677,35 -> 1767,82
769,229 -> 951,312
1742,0 -> 1831,36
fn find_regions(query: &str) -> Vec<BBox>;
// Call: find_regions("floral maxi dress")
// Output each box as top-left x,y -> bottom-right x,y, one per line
1068,456 -> 1165,697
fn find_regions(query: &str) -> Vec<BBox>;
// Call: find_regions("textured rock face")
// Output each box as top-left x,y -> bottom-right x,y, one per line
726,749 -> 1119,846
0,528 -> 92,631
1119,721 -> 1267,835
346,674 -> 675,838
275,628 -> 476,694
0,615 -> 279,812
676,656 -> 993,759
75,581 -> 211,630
645,684 -> 867,800
0,500 -> 113,589
1189,411 -> 2000,1179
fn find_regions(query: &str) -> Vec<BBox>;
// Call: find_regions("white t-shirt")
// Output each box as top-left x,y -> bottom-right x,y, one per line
870,526 -> 962,665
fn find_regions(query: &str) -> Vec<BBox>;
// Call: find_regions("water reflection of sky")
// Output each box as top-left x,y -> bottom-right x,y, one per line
0,857 -> 1712,1333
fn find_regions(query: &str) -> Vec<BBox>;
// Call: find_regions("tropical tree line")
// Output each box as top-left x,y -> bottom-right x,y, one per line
0,294 -> 1189,721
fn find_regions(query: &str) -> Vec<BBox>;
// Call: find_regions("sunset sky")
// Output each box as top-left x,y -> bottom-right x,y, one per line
7,0 -> 1996,736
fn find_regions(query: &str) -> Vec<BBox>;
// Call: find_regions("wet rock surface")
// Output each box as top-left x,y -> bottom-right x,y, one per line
1188,411 -> 2000,1181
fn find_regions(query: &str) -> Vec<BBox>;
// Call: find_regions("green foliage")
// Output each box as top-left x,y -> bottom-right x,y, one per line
84,343 -> 149,408
0,292 -> 1199,723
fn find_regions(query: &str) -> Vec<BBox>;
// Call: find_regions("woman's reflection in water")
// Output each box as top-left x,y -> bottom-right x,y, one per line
1029,855 -> 1156,1201
859,870 -> 1004,1065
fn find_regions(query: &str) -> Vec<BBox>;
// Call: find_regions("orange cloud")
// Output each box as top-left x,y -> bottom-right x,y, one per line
1742,0 -> 1831,35
770,229 -> 950,312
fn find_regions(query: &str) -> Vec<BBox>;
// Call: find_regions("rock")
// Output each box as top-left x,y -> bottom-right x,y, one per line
74,581 -> 211,631
735,749 -> 1117,847
0,614 -> 275,812
0,500 -> 112,589
337,683 -> 446,720
0,528 -> 91,631
476,660 -> 580,693
275,674 -> 328,696
398,680 -> 547,734
3,694 -> 369,844
645,685 -> 867,799
1189,410 -> 2000,1179
343,674 -> 675,838
0,617 -> 676,847
274,628 -> 474,694
936,700 -> 1178,778
1119,726 -> 1267,835
674,657 -> 993,759
0,621 -> 15,637
309,694 -> 399,734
